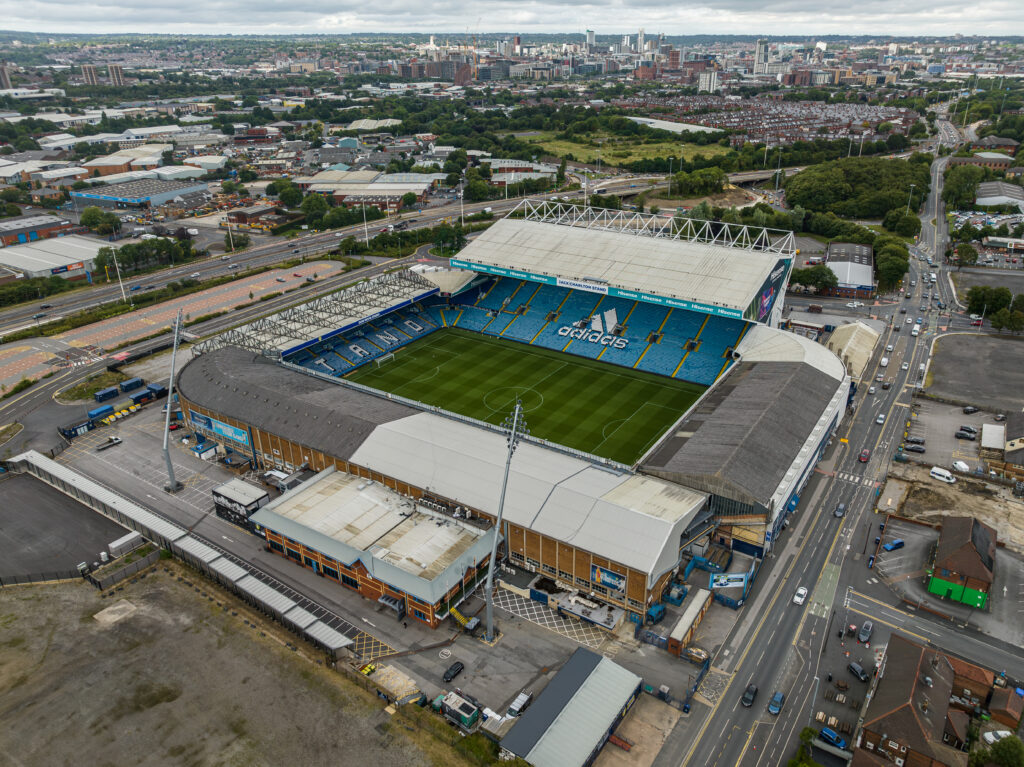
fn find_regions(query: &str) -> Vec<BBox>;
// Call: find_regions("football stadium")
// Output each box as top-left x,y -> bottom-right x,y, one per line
178,201 -> 851,628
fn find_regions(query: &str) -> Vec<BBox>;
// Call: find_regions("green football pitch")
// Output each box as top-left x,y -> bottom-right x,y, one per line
346,328 -> 705,464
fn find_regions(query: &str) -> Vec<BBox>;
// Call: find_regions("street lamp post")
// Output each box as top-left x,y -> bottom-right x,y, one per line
905,183 -> 916,215
484,399 -> 529,643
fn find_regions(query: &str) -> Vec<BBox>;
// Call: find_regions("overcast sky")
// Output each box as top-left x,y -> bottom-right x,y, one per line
0,0 -> 1016,37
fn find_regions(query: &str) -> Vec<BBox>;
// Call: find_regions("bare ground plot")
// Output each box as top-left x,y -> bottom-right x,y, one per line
0,571 -> 472,767
927,334 -> 1024,412
952,269 -> 1024,300
0,474 -> 129,578
593,695 -> 680,767
886,463 -> 1024,554
643,185 -> 756,211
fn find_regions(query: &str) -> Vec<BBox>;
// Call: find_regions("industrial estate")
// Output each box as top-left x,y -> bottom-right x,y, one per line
2,25 -> 1024,767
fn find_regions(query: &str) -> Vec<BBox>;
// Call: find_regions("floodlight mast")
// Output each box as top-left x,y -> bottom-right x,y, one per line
484,399 -> 528,642
162,309 -> 184,493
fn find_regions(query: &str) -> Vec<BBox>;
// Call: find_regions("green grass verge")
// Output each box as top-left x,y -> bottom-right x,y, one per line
523,131 -> 729,165
346,327 -> 704,464
58,370 -> 128,401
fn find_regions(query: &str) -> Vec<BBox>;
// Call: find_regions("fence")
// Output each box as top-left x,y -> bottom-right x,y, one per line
0,570 -> 81,588
86,550 -> 162,590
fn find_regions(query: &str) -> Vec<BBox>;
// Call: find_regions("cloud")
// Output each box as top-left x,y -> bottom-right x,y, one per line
0,0 -> 1018,35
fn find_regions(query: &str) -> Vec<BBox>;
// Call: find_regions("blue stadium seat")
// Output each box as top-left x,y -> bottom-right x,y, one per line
478,278 -> 524,312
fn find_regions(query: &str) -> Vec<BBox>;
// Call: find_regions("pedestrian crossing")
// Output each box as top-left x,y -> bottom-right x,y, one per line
835,472 -> 877,487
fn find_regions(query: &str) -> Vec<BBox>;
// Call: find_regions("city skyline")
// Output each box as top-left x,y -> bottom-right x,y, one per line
0,0 -> 1019,37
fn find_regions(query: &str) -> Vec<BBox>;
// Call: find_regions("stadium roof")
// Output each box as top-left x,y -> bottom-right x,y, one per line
193,270 -> 439,357
349,412 -> 707,581
643,327 -> 847,510
452,214 -> 791,316
178,347 -> 708,583
502,648 -> 642,767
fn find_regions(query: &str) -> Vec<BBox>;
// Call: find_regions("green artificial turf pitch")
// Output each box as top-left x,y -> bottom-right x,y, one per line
346,328 -> 705,464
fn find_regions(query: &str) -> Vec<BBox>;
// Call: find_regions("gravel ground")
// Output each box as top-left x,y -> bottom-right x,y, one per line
0,567 -> 460,767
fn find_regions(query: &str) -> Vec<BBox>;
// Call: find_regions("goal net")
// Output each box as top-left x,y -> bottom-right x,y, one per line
375,352 -> 397,368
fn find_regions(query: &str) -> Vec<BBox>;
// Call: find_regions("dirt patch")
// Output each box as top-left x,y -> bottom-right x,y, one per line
0,567 -> 475,767
593,695 -> 680,767
887,464 -> 1024,553
645,185 -> 757,211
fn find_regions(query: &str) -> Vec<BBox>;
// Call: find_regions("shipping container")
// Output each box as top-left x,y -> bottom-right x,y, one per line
88,404 -> 115,420
108,531 -> 144,559
146,382 -> 168,398
94,387 -> 119,403
131,390 -> 154,405
119,377 -> 144,393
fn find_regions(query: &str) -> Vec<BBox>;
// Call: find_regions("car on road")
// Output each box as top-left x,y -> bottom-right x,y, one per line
955,430 -> 977,441
293,248 -> 301,253
875,373 -> 884,382
963,406 -> 980,414
190,272 -> 201,278
767,691 -> 785,715
275,277 -> 287,282
876,413 -> 885,424
886,344 -> 894,352
906,317 -> 913,324
793,587 -> 808,605
901,362 -> 909,370
882,380 -> 892,390
834,503 -> 846,518
858,621 -> 874,642
443,661 -> 465,682
845,301 -> 864,308
741,684 -> 758,707
859,448 -> 871,462
904,444 -> 926,453
848,661 -> 870,682
919,305 -> 926,312
293,273 -> 302,277
983,730 -> 1013,746
867,386 -> 876,395
971,318 -> 983,326
916,317 -> 923,324
40,303 -> 52,309
221,255 -> 230,261
899,307 -> 907,314
32,312 -> 47,319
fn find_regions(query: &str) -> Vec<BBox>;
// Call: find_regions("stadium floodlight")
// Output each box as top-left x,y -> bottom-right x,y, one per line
484,398 -> 528,643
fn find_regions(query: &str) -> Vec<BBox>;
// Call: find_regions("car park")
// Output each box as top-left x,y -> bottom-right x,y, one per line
859,448 -> 871,462
741,684 -> 758,707
848,661 -> 870,682
955,430 -> 977,441
793,587 -> 808,605
858,621 -> 874,642
443,661 -> 464,682
767,691 -> 785,715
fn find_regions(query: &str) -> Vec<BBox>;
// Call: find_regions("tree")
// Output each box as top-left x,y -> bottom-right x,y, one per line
556,157 -> 566,185
965,285 -> 1012,315
464,179 -> 492,202
1010,311 -> 1024,335
278,186 -> 302,208
895,214 -> 922,238
990,308 -> 1011,332
79,206 -> 104,230
300,193 -> 329,224
1011,294 -> 1024,316
956,243 -> 978,268
224,232 -> 250,252
400,192 -> 418,209
971,735 -> 1024,767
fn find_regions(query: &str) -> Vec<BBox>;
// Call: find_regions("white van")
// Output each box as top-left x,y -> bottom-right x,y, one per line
952,460 -> 970,473
929,467 -> 956,484
880,357 -> 889,367
911,325 -> 920,337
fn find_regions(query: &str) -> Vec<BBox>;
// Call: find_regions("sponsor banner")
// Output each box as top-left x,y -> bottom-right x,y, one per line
557,277 -> 608,294
50,265 -> 68,275
558,326 -> 628,349
592,564 -> 626,592
451,259 -> 745,319
710,572 -> 747,589
190,412 -> 249,446
746,257 -> 791,323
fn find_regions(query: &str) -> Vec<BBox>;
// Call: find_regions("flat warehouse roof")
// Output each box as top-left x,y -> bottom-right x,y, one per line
71,178 -> 206,202
0,235 -> 103,272
454,219 -> 781,314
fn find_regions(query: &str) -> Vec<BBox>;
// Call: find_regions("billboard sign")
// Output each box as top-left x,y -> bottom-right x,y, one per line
710,573 -> 747,589
746,258 -> 791,322
190,412 -> 249,446
592,564 -> 626,592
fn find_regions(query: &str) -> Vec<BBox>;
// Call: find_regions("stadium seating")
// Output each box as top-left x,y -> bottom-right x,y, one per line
477,278 -> 524,312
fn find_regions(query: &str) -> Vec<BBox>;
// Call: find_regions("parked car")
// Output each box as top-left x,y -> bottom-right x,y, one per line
995,414 -> 1007,421
882,539 -> 905,552
958,425 -> 978,434
983,730 -> 1013,746
848,661 -> 870,682
741,684 -> 758,707
858,621 -> 874,642
793,587 -> 808,605
820,727 -> 848,749
443,661 -> 465,683
954,430 -> 977,441
767,691 -> 785,715
905,436 -> 925,444
963,406 -> 979,414
96,436 -> 122,451
682,645 -> 709,663
952,460 -> 970,472
903,445 -> 926,454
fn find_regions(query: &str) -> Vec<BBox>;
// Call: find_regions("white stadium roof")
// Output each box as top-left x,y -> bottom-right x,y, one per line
349,412 -> 707,584
453,215 -> 788,316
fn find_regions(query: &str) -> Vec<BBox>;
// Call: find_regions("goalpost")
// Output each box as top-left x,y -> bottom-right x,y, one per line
374,351 -> 398,369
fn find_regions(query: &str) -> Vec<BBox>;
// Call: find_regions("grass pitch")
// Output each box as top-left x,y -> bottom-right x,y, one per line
346,328 -> 705,464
